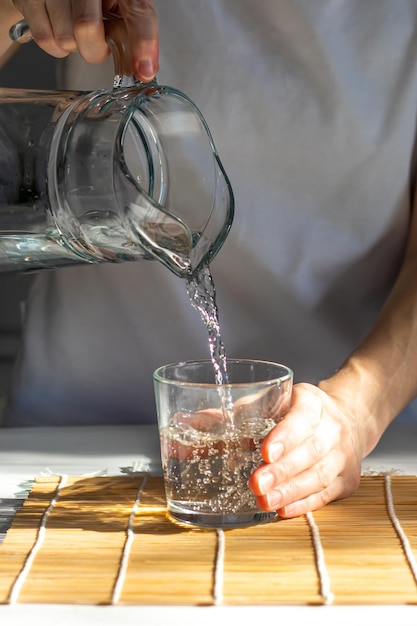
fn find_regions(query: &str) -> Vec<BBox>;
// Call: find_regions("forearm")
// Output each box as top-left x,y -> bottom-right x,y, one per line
0,1 -> 23,67
319,210 -> 417,457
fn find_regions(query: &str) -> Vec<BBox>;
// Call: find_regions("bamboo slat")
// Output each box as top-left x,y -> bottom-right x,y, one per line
0,474 -> 416,605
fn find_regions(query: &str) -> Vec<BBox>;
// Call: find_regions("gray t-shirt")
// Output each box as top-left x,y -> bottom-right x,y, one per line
4,0 -> 417,425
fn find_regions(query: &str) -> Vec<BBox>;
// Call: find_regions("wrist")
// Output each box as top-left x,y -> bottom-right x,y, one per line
317,355 -> 394,457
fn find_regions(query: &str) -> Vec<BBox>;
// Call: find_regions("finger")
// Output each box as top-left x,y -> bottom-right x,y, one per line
117,0 -> 159,81
276,471 -> 361,518
44,0 -> 78,53
250,433 -> 330,498
41,0 -> 77,54
254,448 -> 349,512
14,0 -> 71,58
252,407 -> 347,497
71,0 -> 109,64
261,383 -> 323,464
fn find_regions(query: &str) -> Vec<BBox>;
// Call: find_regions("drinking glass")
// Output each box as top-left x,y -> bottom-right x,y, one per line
153,359 -> 293,528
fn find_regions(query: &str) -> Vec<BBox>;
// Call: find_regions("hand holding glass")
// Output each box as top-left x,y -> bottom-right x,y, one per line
153,359 -> 293,528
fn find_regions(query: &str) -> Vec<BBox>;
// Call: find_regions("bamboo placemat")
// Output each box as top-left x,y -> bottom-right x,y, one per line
0,474 -> 417,605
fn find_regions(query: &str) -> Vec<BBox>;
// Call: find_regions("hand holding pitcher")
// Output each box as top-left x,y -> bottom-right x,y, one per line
8,0 -> 159,81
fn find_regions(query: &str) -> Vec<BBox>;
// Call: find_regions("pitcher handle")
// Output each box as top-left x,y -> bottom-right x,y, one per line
9,16 -> 151,90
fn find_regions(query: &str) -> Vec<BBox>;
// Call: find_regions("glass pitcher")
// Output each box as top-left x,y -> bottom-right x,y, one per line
0,18 -> 234,277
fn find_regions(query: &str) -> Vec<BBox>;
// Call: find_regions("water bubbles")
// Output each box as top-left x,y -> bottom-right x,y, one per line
163,422 -> 260,517
198,459 -> 212,475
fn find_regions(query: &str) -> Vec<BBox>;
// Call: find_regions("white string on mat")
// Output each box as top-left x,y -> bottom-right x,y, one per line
213,528 -> 225,606
8,473 -> 68,605
306,511 -> 334,605
111,474 -> 149,604
384,473 -> 417,586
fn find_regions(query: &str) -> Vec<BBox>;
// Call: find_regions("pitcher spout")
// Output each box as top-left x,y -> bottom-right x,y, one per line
126,197 -> 193,277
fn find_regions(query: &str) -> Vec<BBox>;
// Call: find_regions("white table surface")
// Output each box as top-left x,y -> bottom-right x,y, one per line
0,420 -> 417,626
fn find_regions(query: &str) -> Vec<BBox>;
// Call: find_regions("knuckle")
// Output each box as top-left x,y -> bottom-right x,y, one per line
309,434 -> 324,460
313,462 -> 332,491
73,15 -> 102,39
32,31 -> 56,50
31,28 -> 73,57
274,459 -> 292,482
316,486 -> 333,508
281,479 -> 301,503
55,35 -> 77,51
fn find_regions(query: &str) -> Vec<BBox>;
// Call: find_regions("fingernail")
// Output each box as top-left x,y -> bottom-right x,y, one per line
268,441 -> 284,462
258,470 -> 275,494
267,488 -> 283,509
138,59 -> 156,81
